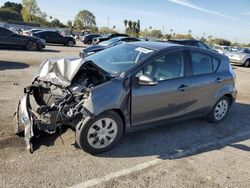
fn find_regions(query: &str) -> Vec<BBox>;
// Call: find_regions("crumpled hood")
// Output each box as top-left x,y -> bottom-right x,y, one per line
36,58 -> 85,87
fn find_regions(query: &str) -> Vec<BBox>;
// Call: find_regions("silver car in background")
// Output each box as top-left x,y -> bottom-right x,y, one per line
226,48 -> 250,67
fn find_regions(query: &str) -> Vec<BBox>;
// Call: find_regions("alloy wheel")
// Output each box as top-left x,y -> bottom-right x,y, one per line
87,118 -> 118,149
214,99 -> 229,121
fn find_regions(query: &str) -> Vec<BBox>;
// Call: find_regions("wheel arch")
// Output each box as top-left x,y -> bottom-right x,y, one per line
224,93 -> 234,105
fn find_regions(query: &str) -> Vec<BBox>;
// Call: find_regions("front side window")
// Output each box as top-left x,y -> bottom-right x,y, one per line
191,51 -> 214,75
137,51 -> 185,81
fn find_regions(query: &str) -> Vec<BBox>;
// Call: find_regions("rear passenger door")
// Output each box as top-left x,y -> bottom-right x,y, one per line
185,50 -> 221,116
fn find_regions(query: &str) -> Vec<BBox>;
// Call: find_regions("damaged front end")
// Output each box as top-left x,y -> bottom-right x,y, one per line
14,58 -> 110,152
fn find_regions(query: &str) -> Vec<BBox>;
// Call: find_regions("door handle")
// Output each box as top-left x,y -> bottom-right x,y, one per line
178,84 -> 188,91
215,77 -> 223,83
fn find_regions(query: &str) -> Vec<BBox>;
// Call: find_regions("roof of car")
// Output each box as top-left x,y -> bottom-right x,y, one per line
168,39 -> 198,42
129,41 -> 182,50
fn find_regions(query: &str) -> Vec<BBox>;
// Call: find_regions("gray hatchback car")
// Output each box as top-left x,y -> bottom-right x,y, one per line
15,42 -> 237,154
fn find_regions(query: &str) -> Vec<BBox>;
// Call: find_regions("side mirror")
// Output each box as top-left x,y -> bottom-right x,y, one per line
138,74 -> 158,86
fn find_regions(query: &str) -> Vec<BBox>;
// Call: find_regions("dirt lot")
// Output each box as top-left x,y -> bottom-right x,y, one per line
0,44 -> 250,188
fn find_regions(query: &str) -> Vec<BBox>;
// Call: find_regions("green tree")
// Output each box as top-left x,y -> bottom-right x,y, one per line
2,1 -> 23,14
172,33 -> 193,39
74,10 -> 96,30
150,29 -> 162,38
98,27 -> 116,34
164,34 -> 172,40
22,0 -> 39,22
50,18 -> 65,28
0,8 -> 22,21
213,38 -> 231,46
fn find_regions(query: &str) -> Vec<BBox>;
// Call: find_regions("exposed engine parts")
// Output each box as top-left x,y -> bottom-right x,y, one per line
15,59 -> 110,152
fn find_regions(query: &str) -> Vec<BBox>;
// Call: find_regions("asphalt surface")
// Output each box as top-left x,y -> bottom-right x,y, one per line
0,43 -> 249,188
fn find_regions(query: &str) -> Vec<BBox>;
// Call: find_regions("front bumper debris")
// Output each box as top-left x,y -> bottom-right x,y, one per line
14,94 -> 34,152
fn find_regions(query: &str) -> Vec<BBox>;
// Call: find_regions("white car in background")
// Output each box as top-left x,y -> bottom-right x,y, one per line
213,45 -> 229,54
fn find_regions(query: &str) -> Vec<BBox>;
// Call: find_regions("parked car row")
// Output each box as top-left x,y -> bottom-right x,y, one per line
0,26 -> 76,50
1,25 -> 249,68
32,31 -> 76,46
79,36 -> 140,58
0,26 -> 46,51
81,33 -> 129,45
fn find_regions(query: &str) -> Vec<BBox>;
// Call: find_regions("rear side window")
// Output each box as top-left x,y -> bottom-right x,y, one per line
212,57 -> 220,71
191,51 -> 218,75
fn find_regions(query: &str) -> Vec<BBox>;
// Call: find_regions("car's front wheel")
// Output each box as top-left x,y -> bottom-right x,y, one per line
67,40 -> 75,47
26,41 -> 38,51
206,96 -> 230,123
76,111 -> 124,154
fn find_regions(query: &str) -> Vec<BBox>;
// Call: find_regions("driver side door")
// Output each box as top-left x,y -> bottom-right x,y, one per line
131,50 -> 190,126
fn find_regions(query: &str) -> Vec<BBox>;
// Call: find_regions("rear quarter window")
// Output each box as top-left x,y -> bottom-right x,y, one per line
191,51 -> 219,75
212,57 -> 220,71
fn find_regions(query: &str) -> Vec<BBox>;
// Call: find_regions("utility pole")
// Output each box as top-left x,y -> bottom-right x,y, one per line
108,16 -> 110,32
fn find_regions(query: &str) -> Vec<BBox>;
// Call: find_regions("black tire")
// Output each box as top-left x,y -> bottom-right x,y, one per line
244,60 -> 250,67
206,96 -> 230,123
67,40 -> 75,47
76,111 -> 124,154
26,41 -> 38,51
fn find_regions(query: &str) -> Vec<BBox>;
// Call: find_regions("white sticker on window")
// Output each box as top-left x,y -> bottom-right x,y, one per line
135,47 -> 153,54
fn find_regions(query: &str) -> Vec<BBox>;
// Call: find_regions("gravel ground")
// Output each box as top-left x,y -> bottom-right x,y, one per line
0,44 -> 249,188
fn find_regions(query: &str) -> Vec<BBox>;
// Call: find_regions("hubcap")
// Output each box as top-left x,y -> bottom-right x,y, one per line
68,41 -> 74,46
27,42 -> 37,51
214,99 -> 228,121
245,61 -> 250,67
87,118 -> 118,149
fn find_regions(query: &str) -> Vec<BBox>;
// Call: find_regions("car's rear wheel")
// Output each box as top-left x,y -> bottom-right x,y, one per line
206,96 -> 230,123
76,111 -> 124,154
244,60 -> 250,67
26,41 -> 38,51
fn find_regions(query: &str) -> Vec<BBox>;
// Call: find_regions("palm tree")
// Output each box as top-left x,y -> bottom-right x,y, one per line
188,29 -> 192,35
124,20 -> 128,28
170,29 -> 173,35
132,21 -> 137,32
137,20 -> 140,32
128,20 -> 133,30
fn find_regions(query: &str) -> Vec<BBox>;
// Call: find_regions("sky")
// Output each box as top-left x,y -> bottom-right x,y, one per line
1,0 -> 250,43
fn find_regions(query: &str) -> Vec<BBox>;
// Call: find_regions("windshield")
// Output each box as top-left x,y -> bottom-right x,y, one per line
99,37 -> 124,46
102,33 -> 111,38
85,44 -> 155,75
